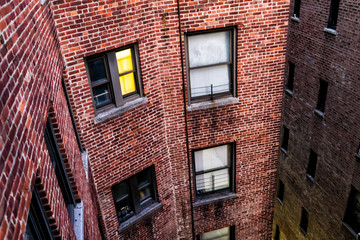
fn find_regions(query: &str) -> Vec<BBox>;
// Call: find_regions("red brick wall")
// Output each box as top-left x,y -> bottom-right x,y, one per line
0,1 -> 101,239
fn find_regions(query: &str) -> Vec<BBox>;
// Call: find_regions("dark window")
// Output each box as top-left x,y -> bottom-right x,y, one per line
327,0 -> 340,30
281,126 -> 289,152
193,143 -> 235,195
24,189 -> 54,240
186,27 -> 236,102
274,225 -> 280,240
286,62 -> 295,92
277,180 -> 284,203
300,207 -> 309,234
85,44 -> 143,110
111,166 -> 158,223
343,186 -> 360,233
197,226 -> 235,240
44,117 -> 75,222
316,80 -> 328,113
306,150 -> 318,180
293,0 -> 301,18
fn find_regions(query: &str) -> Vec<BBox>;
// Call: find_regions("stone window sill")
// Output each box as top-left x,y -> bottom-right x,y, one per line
187,97 -> 239,112
342,222 -> 360,239
300,227 -> 307,236
285,89 -> 293,97
94,97 -> 148,124
290,16 -> 300,23
324,27 -> 338,36
280,147 -> 288,155
117,202 -> 162,233
306,174 -> 315,183
277,198 -> 283,206
314,109 -> 325,119
193,192 -> 238,207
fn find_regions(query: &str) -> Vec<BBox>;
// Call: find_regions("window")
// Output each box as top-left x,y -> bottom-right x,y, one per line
277,180 -> 284,203
186,28 -> 236,102
24,189 -> 54,240
85,44 -> 143,110
44,117 -> 75,223
306,150 -> 318,181
315,80 -> 328,114
193,143 -> 235,195
300,207 -> 309,234
111,166 -> 158,223
343,187 -> 360,234
286,62 -> 295,93
198,226 -> 235,240
281,126 -> 289,153
327,0 -> 340,30
274,225 -> 280,240
293,0 -> 301,18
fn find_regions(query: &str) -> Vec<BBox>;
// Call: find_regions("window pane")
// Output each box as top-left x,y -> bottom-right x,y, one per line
113,182 -> 134,222
88,58 -> 107,83
200,227 -> 230,240
344,187 -> 360,233
92,84 -> 111,106
190,65 -> 230,98
136,170 -> 153,204
188,31 -> 230,68
196,169 -> 229,193
195,145 -> 229,172
116,49 -> 133,74
119,72 -> 136,95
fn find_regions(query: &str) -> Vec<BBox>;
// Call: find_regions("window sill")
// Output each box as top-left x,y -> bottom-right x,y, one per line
94,97 -> 148,124
342,222 -> 360,239
300,227 -> 307,236
280,147 -> 288,155
117,202 -> 162,233
356,153 -> 360,162
314,109 -> 325,119
277,198 -> 284,206
193,192 -> 238,207
324,27 -> 338,36
290,16 -> 300,23
285,89 -> 293,96
306,174 -> 315,183
187,97 -> 239,112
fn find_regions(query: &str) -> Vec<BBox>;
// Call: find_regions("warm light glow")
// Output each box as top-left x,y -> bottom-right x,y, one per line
119,73 -> 136,95
116,49 -> 133,74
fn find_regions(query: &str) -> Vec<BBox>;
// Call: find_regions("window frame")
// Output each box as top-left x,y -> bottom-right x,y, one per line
192,143 -> 236,197
185,27 -> 237,104
316,79 -> 328,114
306,150 -> 318,181
111,165 -> 158,224
327,0 -> 340,30
293,0 -> 301,18
286,62 -> 295,93
299,207 -> 309,235
85,43 -> 143,111
343,186 -> 360,234
281,126 -> 289,153
277,180 -> 284,204
197,226 -> 235,240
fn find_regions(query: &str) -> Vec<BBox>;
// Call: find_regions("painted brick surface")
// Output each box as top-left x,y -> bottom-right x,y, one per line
273,0 -> 360,239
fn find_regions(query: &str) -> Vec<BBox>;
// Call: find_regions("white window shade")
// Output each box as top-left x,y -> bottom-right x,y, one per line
195,145 -> 229,171
201,226 -> 230,240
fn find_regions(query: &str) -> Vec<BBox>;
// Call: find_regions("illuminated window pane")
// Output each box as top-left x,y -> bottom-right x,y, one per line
119,73 -> 136,95
116,49 -> 133,74
200,227 -> 230,240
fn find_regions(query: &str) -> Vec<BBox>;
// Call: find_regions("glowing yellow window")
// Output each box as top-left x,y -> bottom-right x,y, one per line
116,49 -> 136,95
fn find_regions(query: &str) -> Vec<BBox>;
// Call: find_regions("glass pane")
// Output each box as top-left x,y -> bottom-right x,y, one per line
116,49 -> 133,74
137,169 -> 153,203
190,65 -> 230,98
196,169 -> 229,193
195,145 -> 229,172
119,73 -> 136,95
116,200 -> 134,222
188,31 -> 230,68
113,182 -> 129,202
139,186 -> 152,203
88,58 -> 107,83
200,227 -> 230,240
92,84 -> 111,107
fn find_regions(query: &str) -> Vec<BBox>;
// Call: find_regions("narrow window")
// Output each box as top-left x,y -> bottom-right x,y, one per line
281,126 -> 289,152
343,186 -> 360,233
277,180 -> 284,203
293,0 -> 301,18
286,62 -> 295,93
274,225 -> 280,240
198,226 -> 235,240
193,143 -> 234,195
300,207 -> 309,234
327,0 -> 340,30
316,80 -> 328,114
306,150 -> 318,181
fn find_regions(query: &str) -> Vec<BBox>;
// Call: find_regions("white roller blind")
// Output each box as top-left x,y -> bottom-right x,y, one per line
195,145 -> 229,172
201,226 -> 230,240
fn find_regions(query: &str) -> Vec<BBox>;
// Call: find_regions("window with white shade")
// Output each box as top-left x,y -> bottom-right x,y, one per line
186,28 -> 236,102
194,144 -> 234,195
198,226 -> 235,240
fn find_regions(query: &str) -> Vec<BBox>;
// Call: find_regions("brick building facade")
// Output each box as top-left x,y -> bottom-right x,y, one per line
273,0 -> 360,239
1,0 -> 289,239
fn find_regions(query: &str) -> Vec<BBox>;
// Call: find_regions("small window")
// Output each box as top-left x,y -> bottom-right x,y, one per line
274,225 -> 280,240
277,180 -> 284,203
300,207 -> 309,234
343,186 -> 360,233
193,143 -> 235,195
316,80 -> 328,114
293,0 -> 301,18
306,150 -> 318,180
286,62 -> 295,93
111,166 -> 158,223
198,226 -> 235,240
327,0 -> 340,30
85,44 -> 143,110
186,28 -> 236,102
281,126 -> 289,152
